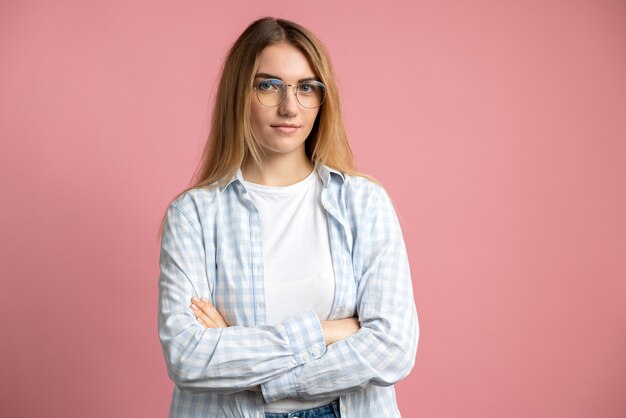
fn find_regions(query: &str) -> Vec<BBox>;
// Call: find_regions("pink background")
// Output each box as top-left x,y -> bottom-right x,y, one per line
1,1 -> 625,417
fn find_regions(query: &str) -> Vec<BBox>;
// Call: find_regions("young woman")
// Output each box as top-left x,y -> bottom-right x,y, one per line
158,17 -> 419,418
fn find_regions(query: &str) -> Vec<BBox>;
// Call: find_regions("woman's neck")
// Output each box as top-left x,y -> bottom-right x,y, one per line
242,153 -> 314,186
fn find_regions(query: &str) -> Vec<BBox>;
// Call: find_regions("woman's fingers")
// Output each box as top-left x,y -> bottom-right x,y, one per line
190,297 -> 229,328
190,303 -> 214,328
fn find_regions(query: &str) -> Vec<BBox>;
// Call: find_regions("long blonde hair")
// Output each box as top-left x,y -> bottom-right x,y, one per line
159,17 -> 374,235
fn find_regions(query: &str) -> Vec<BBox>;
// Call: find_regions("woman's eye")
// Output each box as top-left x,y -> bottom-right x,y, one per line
299,83 -> 315,94
258,81 -> 273,90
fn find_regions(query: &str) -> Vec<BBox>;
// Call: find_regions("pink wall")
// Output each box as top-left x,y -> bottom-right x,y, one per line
1,1 -> 625,417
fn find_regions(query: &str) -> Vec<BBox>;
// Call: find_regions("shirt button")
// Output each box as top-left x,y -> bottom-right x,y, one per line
312,347 -> 321,357
302,352 -> 309,362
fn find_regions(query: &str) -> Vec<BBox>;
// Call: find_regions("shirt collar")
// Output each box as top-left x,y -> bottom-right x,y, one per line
315,163 -> 345,188
217,163 -> 345,193
217,168 -> 245,193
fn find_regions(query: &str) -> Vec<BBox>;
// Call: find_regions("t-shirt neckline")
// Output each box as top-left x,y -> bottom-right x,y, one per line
242,168 -> 318,196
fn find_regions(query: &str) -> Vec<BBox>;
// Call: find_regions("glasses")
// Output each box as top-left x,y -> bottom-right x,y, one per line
253,78 -> 326,109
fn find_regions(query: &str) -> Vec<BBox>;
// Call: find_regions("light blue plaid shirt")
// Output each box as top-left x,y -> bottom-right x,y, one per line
158,164 -> 419,417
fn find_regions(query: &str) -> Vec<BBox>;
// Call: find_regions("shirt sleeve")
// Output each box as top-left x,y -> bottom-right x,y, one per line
261,186 -> 419,402
158,202 -> 327,394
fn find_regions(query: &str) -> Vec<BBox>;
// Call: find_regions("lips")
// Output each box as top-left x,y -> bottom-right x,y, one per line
270,123 -> 300,128
271,123 -> 300,134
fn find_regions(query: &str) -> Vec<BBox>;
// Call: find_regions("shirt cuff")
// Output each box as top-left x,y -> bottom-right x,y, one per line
262,311 -> 327,402
283,310 -> 326,366
261,370 -> 296,403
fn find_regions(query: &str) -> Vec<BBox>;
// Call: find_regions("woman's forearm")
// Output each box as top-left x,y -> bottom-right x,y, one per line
189,298 -> 360,395
320,318 -> 360,345
191,297 -> 360,347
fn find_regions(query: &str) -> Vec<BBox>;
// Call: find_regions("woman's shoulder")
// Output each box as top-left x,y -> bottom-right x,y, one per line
167,184 -> 221,223
327,171 -> 392,221
343,173 -> 382,190
341,172 -> 388,202
172,183 -> 219,204
340,173 -> 401,228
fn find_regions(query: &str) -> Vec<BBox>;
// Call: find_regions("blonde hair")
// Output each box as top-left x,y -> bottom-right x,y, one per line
159,17 -> 375,235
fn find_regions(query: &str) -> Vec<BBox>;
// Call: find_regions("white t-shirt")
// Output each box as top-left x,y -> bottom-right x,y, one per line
243,168 -> 338,413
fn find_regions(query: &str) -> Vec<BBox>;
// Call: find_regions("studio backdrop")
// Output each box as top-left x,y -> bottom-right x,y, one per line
1,1 -> 625,417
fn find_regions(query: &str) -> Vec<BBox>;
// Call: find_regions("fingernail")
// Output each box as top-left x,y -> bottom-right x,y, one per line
201,297 -> 209,303
191,297 -> 200,303
190,304 -> 198,310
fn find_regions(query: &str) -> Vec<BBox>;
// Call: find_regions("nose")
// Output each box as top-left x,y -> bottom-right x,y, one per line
278,85 -> 298,116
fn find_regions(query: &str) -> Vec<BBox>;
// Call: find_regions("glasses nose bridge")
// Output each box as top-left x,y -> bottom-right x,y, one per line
276,83 -> 301,109
279,83 -> 299,98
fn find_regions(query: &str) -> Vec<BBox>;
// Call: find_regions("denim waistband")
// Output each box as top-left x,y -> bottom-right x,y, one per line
264,399 -> 340,418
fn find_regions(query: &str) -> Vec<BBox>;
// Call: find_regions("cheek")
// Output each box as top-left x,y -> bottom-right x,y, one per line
306,110 -> 320,129
249,101 -> 266,129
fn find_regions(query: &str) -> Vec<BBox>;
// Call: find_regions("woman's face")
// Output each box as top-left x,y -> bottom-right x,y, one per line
250,42 -> 320,161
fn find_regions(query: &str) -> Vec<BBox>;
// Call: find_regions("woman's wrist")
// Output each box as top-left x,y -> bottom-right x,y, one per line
320,317 -> 360,346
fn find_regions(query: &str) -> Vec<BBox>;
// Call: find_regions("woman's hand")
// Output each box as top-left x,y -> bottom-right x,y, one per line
190,297 -> 229,328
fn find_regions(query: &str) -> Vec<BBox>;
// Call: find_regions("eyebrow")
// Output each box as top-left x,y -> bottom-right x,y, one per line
254,72 -> 319,83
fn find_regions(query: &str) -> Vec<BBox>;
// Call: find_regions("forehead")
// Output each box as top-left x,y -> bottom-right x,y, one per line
256,43 -> 316,81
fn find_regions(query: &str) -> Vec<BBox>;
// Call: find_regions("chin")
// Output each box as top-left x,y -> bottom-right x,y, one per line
259,139 -> 307,156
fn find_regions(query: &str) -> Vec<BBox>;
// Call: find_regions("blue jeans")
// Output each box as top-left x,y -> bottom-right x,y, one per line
265,400 -> 340,418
